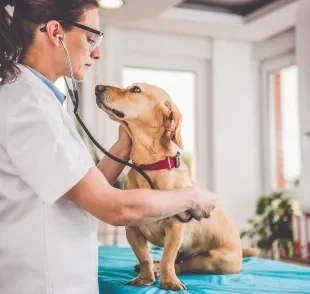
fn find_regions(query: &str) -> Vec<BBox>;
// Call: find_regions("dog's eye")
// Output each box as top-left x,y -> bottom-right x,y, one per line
130,86 -> 141,93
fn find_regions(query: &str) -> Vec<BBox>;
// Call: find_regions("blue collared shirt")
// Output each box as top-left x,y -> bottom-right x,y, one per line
27,66 -> 66,105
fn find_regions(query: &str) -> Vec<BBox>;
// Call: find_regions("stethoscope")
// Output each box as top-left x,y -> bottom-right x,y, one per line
58,36 -> 193,223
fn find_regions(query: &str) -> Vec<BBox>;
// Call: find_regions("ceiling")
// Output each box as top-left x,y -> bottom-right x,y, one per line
177,0 -> 281,16
99,0 -> 297,42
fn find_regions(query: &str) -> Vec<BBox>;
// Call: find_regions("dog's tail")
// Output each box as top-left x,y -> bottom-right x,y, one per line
242,247 -> 260,257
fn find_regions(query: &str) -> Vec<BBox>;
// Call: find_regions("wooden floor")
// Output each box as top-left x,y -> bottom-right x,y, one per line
280,256 -> 310,267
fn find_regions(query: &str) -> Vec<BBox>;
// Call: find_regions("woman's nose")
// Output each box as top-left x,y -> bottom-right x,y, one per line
91,46 -> 101,60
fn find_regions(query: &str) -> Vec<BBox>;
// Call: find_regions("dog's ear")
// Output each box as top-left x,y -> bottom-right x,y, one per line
157,100 -> 183,150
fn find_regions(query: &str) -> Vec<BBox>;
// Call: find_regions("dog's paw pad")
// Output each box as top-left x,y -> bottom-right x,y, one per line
126,276 -> 155,286
160,279 -> 187,291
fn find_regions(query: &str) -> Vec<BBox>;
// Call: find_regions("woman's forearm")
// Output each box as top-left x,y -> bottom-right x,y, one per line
65,166 -> 216,227
97,143 -> 130,185
112,187 -> 195,226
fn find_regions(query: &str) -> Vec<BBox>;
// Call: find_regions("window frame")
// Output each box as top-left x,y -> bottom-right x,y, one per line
260,52 -> 298,193
115,51 -> 212,190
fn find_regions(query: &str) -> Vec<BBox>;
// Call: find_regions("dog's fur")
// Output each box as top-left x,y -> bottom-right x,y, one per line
95,83 -> 259,291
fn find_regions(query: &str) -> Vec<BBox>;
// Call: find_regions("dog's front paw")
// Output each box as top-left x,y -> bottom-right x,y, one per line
160,277 -> 187,291
126,275 -> 155,286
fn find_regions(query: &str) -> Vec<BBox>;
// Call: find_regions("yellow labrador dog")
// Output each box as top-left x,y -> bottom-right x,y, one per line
95,83 -> 259,291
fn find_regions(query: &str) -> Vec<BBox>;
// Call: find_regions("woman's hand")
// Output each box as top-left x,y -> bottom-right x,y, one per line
189,186 -> 217,220
96,125 -> 132,185
115,125 -> 132,159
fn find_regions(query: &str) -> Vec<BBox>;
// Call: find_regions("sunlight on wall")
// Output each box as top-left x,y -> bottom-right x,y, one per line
281,66 -> 300,186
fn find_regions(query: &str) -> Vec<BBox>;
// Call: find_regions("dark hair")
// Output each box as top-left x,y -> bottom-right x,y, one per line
0,0 -> 99,86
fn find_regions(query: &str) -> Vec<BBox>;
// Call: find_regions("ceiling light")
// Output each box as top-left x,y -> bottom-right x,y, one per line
98,0 -> 124,9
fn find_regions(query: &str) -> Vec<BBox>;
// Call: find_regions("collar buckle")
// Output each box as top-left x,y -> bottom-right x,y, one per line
174,152 -> 181,168
167,156 -> 172,170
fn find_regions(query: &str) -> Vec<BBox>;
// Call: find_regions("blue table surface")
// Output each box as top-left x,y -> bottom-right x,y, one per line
98,245 -> 310,294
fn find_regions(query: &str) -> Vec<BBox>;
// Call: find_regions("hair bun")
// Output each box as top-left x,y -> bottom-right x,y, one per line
4,0 -> 18,7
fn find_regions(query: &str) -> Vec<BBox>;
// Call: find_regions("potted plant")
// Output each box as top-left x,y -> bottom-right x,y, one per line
240,190 -> 294,259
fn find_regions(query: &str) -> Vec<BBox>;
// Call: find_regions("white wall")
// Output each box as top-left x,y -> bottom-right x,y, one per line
296,0 -> 310,214
212,40 -> 261,233
81,27 -> 263,245
295,0 -> 310,259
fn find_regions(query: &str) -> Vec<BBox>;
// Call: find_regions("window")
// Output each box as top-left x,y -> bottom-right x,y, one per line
269,65 -> 300,190
122,67 -> 196,178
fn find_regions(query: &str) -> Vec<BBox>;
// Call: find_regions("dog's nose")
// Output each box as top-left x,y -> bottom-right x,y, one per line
95,85 -> 106,94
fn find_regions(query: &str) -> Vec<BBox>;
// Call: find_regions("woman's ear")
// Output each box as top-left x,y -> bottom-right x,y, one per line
44,21 -> 64,47
157,100 -> 183,150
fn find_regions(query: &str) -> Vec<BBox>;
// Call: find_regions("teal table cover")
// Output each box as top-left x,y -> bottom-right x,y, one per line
98,245 -> 310,294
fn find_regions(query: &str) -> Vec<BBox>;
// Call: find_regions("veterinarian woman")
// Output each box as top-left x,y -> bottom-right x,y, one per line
0,1 -> 217,293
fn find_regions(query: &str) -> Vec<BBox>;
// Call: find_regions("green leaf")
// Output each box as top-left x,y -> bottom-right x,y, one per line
256,196 -> 269,215
267,210 -> 275,224
240,231 -> 247,238
272,192 -> 283,200
254,222 -> 260,229
287,241 -> 294,256
248,218 -> 255,224
258,227 -> 267,236
249,231 -> 257,238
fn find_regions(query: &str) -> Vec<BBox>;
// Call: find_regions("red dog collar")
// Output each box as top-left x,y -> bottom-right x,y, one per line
136,152 -> 181,171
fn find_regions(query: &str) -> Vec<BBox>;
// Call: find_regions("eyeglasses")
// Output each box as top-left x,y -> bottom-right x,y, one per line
40,19 -> 104,52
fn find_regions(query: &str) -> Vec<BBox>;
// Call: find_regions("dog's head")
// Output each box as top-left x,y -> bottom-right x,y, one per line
95,83 -> 183,149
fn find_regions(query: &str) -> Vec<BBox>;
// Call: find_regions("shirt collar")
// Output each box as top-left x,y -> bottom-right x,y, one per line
26,66 -> 66,105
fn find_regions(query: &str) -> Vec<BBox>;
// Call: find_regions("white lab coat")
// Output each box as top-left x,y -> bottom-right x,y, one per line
0,65 -> 99,294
